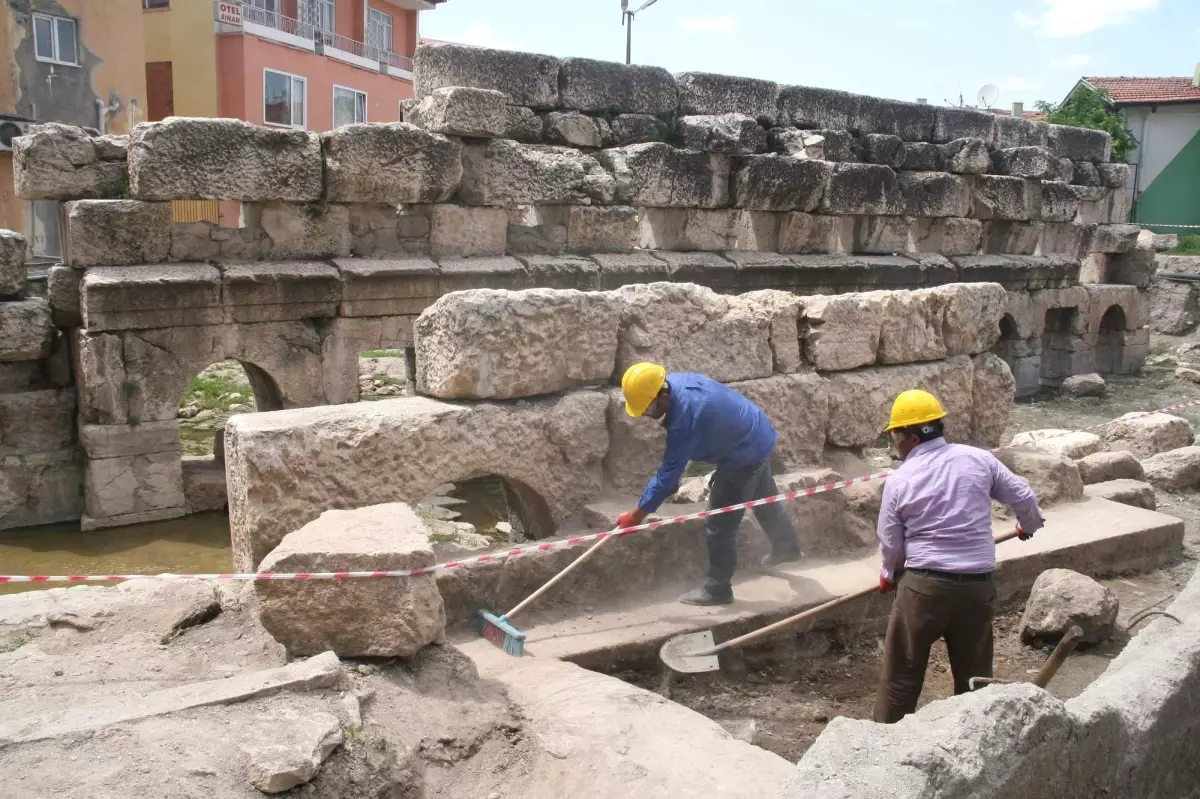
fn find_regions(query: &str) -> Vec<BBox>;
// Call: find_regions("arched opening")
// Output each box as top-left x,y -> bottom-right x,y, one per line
417,474 -> 555,555
992,314 -> 1038,399
358,348 -> 413,400
1041,307 -> 1084,389
1095,305 -> 1128,375
177,360 -> 283,514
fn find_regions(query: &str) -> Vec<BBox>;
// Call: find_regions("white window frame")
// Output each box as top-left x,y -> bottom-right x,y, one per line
332,85 -> 368,129
367,7 -> 394,54
33,13 -> 78,67
262,68 -> 307,130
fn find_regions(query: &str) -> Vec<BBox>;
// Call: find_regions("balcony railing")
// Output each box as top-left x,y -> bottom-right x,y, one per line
215,2 -> 413,77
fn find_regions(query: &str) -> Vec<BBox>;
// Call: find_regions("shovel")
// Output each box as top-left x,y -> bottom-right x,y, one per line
660,528 -> 1024,674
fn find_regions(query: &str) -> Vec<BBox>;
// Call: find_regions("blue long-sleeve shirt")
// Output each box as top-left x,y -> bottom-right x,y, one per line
637,373 -> 778,513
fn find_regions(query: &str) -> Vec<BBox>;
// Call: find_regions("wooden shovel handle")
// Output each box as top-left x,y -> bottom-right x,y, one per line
502,528 -> 622,620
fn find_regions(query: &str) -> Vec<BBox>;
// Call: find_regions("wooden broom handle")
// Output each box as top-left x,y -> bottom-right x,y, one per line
502,528 -> 622,620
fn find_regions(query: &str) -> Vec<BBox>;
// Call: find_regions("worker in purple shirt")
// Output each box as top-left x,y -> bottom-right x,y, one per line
873,389 -> 1044,724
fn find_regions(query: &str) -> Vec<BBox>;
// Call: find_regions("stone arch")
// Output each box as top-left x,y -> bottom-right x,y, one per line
1040,306 -> 1087,388
1095,305 -> 1129,375
993,313 -> 1039,399
423,472 -> 557,543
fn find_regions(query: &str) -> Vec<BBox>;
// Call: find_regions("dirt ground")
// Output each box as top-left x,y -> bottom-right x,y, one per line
617,343 -> 1200,764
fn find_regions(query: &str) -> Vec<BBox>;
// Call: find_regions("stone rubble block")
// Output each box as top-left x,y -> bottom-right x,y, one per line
778,86 -> 937,141
1072,161 -> 1102,187
994,448 -> 1085,506
1020,568 -> 1119,646
820,163 -> 903,216
737,290 -> 804,373
729,373 -> 828,466
414,41 -> 560,109
429,205 -> 508,258
932,281 -> 1009,355
607,114 -> 666,146
1009,429 -> 1104,460
559,58 -> 677,115
222,262 -> 342,323
801,292 -> 884,371
731,155 -> 831,211
322,123 -> 463,205
1085,478 -> 1156,510
81,264 -> 223,332
970,352 -> 1015,448
335,257 -> 439,317
676,72 -> 779,124
128,118 -> 323,201
414,288 -> 621,400
1048,123 -> 1113,163
991,146 -> 1058,179
502,105 -> 544,142
182,456 -> 227,513
13,123 -> 129,200
873,288 -> 948,364
862,134 -> 905,167
567,205 -> 638,253
613,282 -> 773,383
243,709 -> 343,794
599,142 -> 730,208
940,138 -> 991,174
412,87 -> 508,138
769,128 -> 824,160
0,388 -> 76,457
1040,182 -> 1083,223
0,449 -> 83,531
83,450 -> 186,524
824,356 -> 975,447
255,503 -> 446,657
226,391 -> 609,569
973,175 -> 1033,220
543,111 -> 605,148
63,200 -> 171,267
0,229 -> 27,297
679,114 -> 767,154
1090,224 -> 1140,254
933,106 -> 995,144
1104,412 -> 1194,459
1097,162 -> 1131,189
0,299 -> 54,362
1138,229 -> 1179,251
900,141 -> 944,171
897,171 -> 971,218
462,139 -> 614,206
1076,450 -> 1143,484
1140,446 -> 1200,491
994,116 -> 1050,149
79,419 -> 179,459
1060,372 -> 1107,397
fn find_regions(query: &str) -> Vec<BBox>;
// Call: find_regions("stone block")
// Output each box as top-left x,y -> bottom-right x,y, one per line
222,262 -> 341,323
0,229 -> 26,297
638,208 -> 738,251
933,106 -> 995,144
728,373 -> 828,466
1141,446 -> 1200,491
81,265 -> 223,332
79,420 -> 179,459
781,87 -> 938,141
900,142 -> 943,172
0,299 -> 53,362
1010,429 -> 1104,460
462,140 -> 614,206
679,114 -> 767,154
973,175 -> 1032,220
593,252 -> 669,289
820,163 -> 903,216
429,205 -> 508,258
501,105 -> 543,142
322,123 -> 462,204
1048,124 -> 1112,163
932,282 -> 1009,355
64,200 -> 171,267
873,288 -> 948,364
985,221 -> 1045,255
1085,478 -> 1156,510
676,72 -> 779,124
994,448 -> 1084,506
566,205 -> 638,253
825,356 -> 975,447
1108,247 -> 1157,288
1097,162 -> 1131,189
911,217 -> 982,256
850,216 -> 912,254
0,449 -> 83,530
1020,568 -> 1119,646
731,155 -> 831,211
801,292 -> 884,371
413,87 -> 507,137
335,257 -> 439,317
940,138 -> 990,174
415,288 -> 619,400
559,58 -> 676,114
128,118 -> 322,201
1060,372 -> 1107,397
1080,253 -> 1109,284
970,352 -> 1015,448
778,213 -> 841,254
255,503 -> 445,657
506,205 -> 568,255
1105,412 -> 1194,459
1039,181 -> 1083,223
599,143 -> 730,208
1076,450 -> 1144,484
13,123 -> 128,200
721,250 -> 794,289
994,116 -> 1050,149
516,254 -> 601,291
991,146 -> 1058,179
1072,161 -> 1102,187
227,391 -> 609,569
737,290 -> 803,373
438,256 -> 527,292
182,455 -> 227,513
542,111 -> 604,148
862,134 -> 905,167
259,203 -> 351,261
414,41 -> 560,109
1139,229 -> 1179,251
897,171 -> 970,218
613,282 -> 773,382
608,114 -> 666,146
347,203 -> 431,258
0,388 -> 76,456
1090,224 -> 1140,254
84,451 -> 185,520
1037,222 -> 1093,259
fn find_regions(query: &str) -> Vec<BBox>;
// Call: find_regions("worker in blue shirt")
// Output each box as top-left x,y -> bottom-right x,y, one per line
616,362 -> 802,605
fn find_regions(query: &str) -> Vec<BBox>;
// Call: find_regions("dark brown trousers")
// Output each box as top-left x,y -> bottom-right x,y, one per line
873,570 -> 996,724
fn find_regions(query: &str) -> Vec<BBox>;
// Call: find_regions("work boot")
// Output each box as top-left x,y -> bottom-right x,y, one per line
761,549 -> 802,568
679,586 -> 734,606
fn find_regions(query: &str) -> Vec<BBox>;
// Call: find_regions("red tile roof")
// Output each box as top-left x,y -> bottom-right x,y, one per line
1083,77 -> 1200,105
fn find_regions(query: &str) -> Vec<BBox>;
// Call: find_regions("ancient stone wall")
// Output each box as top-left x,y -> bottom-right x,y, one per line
4,43 -> 1153,531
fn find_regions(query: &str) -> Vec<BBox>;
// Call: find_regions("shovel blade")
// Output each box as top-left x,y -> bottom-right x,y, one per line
659,630 -> 721,674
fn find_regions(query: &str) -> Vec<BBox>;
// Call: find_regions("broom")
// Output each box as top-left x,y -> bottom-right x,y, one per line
475,526 -> 623,656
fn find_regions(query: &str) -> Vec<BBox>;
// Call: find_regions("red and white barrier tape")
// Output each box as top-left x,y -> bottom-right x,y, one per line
4,395 -> 1200,585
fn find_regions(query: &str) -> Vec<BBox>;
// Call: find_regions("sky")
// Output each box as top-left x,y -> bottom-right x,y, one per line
420,0 -> 1199,111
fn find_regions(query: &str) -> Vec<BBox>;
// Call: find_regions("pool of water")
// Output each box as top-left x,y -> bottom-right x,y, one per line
0,512 -> 233,595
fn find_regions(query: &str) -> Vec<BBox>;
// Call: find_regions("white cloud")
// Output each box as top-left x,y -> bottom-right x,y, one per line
1049,53 -> 1092,70
1014,0 -> 1159,38
679,15 -> 739,34
1001,76 -> 1046,92
445,23 -> 524,51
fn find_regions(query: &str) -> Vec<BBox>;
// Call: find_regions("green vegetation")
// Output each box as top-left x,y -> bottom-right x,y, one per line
361,349 -> 406,358
1035,87 -> 1137,162
1166,233 -> 1200,255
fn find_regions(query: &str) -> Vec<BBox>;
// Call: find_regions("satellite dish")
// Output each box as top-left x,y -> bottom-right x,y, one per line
977,84 -> 1000,108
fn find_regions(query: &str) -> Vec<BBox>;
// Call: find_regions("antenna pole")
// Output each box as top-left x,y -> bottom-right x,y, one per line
625,11 -> 633,64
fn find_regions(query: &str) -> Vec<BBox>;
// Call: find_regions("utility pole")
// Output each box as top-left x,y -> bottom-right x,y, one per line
621,0 -> 660,65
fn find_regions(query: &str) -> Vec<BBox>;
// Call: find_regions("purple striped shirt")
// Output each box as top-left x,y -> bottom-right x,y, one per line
877,438 -> 1044,581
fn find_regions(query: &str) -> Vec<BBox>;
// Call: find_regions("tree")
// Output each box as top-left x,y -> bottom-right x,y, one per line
1035,86 -> 1137,162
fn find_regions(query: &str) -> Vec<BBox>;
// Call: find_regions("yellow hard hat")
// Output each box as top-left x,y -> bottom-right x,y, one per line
884,389 -> 947,432
622,362 -> 667,417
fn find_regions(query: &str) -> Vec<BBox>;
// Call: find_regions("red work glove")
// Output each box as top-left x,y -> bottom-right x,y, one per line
879,575 -> 896,594
1017,522 -> 1033,541
616,509 -> 646,530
